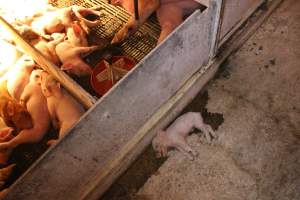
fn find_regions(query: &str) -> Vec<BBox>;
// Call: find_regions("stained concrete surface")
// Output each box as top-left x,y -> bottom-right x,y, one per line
137,0 -> 300,199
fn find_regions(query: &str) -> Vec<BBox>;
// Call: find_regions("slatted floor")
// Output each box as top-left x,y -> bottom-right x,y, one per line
50,0 -> 160,62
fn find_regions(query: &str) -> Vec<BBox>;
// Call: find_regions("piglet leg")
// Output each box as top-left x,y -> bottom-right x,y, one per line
47,33 -> 65,52
74,45 -> 101,56
156,4 -> 183,44
111,0 -> 160,44
46,34 -> 66,64
157,144 -> 168,158
194,118 -> 216,144
174,138 -> 197,160
0,127 -> 14,142
0,128 -> 46,150
47,139 -> 58,146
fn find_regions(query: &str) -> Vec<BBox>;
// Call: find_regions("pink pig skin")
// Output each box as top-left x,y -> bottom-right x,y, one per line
40,73 -> 84,145
110,0 -> 209,44
6,55 -> 36,100
0,70 -> 50,150
152,112 -> 216,160
56,41 -> 99,76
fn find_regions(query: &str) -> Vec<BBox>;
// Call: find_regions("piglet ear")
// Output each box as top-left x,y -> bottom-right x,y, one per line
61,63 -> 74,70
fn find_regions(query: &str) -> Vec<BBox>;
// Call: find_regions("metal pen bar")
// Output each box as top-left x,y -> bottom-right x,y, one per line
134,0 -> 139,20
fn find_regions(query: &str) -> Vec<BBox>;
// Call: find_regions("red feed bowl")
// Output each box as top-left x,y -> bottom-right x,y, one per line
90,56 -> 136,96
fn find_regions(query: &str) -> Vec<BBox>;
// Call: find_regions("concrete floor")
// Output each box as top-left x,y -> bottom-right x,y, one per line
137,0 -> 300,199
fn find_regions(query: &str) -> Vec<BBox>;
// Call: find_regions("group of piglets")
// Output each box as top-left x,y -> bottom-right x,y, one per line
8,4 -> 104,77
0,54 -> 84,154
2,0 -> 209,78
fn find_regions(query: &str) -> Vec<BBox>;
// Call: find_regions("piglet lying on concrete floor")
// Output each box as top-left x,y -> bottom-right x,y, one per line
152,112 -> 216,160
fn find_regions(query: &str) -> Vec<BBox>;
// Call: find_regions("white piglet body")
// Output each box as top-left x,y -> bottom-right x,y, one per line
152,112 -> 216,160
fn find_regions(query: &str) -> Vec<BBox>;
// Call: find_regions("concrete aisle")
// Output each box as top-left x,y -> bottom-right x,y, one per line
137,0 -> 300,199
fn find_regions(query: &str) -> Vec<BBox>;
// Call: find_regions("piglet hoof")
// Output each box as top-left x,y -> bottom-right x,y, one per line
47,139 -> 58,146
190,149 -> 198,158
198,135 -> 207,144
187,149 -> 198,161
111,23 -> 134,44
155,151 -> 168,159
152,146 -> 166,159
183,150 -> 198,161
185,150 -> 196,161
177,145 -> 198,161
155,152 -> 162,159
111,29 -> 127,44
200,124 -> 217,144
